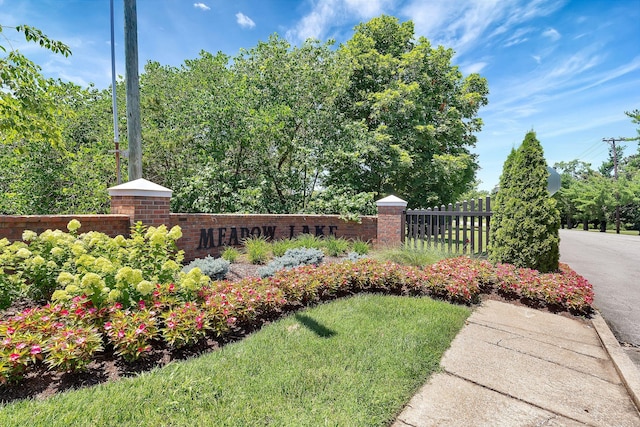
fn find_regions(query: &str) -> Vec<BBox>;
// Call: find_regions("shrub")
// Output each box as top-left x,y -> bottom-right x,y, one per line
183,256 -> 229,281
0,267 -> 22,310
0,221 -> 185,309
103,305 -> 159,362
489,131 -> 560,272
160,302 -> 210,348
258,248 -> 324,278
221,246 -> 240,263
346,252 -> 367,262
243,236 -> 271,265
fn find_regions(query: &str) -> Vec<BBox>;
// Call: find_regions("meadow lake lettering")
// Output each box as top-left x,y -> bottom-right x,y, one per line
197,225 -> 339,249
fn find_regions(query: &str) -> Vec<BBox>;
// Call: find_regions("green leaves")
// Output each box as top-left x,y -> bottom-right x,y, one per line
489,131 -> 561,273
1,24 -> 72,147
14,25 -> 71,57
331,15 -> 488,207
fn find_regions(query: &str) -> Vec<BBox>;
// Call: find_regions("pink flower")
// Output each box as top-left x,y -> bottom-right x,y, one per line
6,326 -> 15,335
138,300 -> 146,310
9,353 -> 20,363
117,330 -> 125,339
167,321 -> 176,329
30,345 -> 42,355
135,324 -> 146,335
75,337 -> 87,345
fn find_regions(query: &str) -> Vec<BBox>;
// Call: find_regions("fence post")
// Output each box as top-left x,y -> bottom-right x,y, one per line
376,195 -> 407,247
108,178 -> 172,227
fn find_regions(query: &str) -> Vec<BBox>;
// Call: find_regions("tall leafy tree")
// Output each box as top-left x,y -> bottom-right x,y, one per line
330,15 -> 488,208
0,82 -> 116,214
489,131 -> 560,273
553,160 -> 594,228
1,24 -> 71,147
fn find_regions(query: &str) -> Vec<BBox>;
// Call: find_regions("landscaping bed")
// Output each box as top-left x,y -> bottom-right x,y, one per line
0,222 -> 595,406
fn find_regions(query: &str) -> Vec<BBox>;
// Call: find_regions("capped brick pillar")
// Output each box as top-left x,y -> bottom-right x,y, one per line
376,195 -> 407,247
108,178 -> 172,227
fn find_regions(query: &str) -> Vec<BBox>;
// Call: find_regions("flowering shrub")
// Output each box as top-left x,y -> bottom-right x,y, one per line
44,325 -> 103,372
0,295 -> 104,382
0,220 -> 187,309
0,327 -> 43,383
160,303 -> 210,348
103,305 -> 159,361
0,252 -> 595,384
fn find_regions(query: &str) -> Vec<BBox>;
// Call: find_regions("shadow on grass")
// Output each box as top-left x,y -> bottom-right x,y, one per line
294,313 -> 336,338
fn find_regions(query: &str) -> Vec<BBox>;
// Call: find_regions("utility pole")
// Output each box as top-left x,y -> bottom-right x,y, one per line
602,137 -> 627,234
124,0 -> 142,181
110,0 -> 122,184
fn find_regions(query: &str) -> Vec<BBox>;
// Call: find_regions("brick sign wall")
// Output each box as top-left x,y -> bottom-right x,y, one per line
171,213 -> 377,261
0,180 -> 407,263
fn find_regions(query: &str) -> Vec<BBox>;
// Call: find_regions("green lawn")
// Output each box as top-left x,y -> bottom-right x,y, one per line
0,295 -> 469,426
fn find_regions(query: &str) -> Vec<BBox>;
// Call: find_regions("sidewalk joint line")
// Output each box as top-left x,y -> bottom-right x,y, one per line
443,371 -> 599,427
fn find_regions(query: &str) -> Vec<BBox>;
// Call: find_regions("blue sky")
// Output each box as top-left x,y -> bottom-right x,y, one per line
2,0 -> 639,192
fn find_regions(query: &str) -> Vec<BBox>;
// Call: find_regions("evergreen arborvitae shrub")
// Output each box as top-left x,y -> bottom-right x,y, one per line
489,131 -> 561,273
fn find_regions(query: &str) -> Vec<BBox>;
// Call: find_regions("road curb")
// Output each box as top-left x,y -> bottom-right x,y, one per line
592,310 -> 640,412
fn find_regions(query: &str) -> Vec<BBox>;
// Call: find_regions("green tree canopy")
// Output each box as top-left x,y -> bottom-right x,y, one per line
0,24 -> 72,147
329,15 -> 489,208
489,131 -> 560,273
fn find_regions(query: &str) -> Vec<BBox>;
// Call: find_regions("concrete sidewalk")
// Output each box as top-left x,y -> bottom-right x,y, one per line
393,300 -> 640,427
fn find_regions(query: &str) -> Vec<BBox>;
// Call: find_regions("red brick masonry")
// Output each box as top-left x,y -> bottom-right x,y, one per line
1,181 -> 408,262
0,213 -> 378,262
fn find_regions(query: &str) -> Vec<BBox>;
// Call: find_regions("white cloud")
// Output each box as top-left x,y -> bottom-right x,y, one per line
542,28 -> 561,41
193,3 -> 210,11
532,55 -> 541,64
461,61 -> 488,74
286,0 -> 393,44
504,37 -> 528,47
236,12 -> 256,29
401,0 -> 566,57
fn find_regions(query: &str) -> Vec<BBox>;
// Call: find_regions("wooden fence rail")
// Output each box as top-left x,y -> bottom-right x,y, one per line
405,197 -> 492,255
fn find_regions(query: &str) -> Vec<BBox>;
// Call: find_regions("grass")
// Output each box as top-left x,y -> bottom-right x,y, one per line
243,235 -> 272,264
351,238 -> 371,255
0,295 -> 469,426
271,239 -> 296,257
372,243 -> 453,267
220,246 -> 240,263
322,235 -> 351,256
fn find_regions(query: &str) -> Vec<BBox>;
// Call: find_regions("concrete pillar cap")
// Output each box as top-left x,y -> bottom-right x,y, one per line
376,195 -> 407,207
108,178 -> 172,198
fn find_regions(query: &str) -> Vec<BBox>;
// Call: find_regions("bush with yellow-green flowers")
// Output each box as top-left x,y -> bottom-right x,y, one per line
0,220 -> 185,309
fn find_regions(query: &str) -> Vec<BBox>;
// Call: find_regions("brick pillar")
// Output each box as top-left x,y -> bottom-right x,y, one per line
108,178 -> 172,227
376,195 -> 407,247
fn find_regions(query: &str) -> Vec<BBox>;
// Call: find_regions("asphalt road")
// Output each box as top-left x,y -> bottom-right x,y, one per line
559,228 -> 640,365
